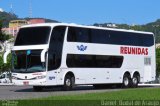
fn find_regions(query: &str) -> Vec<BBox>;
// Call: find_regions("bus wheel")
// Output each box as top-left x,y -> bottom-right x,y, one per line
63,75 -> 75,91
131,75 -> 139,88
122,74 -> 131,88
33,86 -> 43,91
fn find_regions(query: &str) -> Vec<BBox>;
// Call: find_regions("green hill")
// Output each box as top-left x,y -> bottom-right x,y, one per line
0,11 -> 18,27
0,11 -> 59,28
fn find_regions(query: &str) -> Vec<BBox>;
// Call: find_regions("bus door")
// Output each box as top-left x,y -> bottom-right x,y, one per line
47,26 -> 66,85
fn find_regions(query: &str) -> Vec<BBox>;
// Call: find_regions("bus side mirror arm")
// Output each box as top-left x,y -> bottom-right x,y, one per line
3,50 -> 11,63
41,49 -> 48,62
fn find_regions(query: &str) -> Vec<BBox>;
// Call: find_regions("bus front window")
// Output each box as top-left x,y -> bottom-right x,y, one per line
14,27 -> 51,46
12,50 -> 46,73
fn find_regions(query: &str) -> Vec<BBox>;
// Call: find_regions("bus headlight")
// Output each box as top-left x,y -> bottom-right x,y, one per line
36,75 -> 46,79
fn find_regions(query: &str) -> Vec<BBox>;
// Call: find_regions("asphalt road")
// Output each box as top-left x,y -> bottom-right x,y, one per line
0,85 -> 124,100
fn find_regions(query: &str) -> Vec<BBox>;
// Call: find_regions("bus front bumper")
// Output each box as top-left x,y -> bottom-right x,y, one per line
12,79 -> 47,86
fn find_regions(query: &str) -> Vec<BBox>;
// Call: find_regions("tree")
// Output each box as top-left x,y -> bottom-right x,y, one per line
0,20 -> 2,37
0,20 -> 12,72
0,20 -> 11,43
0,53 -> 12,72
156,48 -> 160,76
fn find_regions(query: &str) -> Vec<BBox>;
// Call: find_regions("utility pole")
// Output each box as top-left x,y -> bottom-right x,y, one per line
10,1 -> 14,14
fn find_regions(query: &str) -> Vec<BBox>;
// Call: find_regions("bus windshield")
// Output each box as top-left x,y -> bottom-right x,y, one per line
12,50 -> 46,73
15,27 -> 51,46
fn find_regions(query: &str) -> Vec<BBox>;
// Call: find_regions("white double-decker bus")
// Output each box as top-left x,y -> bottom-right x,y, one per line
4,23 -> 155,91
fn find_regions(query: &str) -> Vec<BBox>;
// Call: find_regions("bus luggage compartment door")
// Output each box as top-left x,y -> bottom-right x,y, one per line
143,57 -> 152,82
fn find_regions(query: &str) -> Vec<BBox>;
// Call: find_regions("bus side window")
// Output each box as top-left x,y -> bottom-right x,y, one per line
67,27 -> 90,43
67,27 -> 76,41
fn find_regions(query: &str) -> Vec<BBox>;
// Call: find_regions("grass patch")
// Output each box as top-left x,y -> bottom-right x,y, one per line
39,88 -> 160,100
4,88 -> 160,106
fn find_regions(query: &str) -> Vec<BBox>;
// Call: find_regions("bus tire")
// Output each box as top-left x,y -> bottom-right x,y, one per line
131,75 -> 139,88
122,74 -> 131,88
63,75 -> 75,91
33,86 -> 43,91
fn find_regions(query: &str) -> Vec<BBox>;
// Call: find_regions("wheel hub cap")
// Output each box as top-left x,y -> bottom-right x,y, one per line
133,78 -> 137,84
124,78 -> 129,86
66,79 -> 71,86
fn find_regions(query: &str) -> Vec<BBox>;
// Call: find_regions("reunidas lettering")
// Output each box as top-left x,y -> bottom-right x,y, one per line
120,47 -> 148,55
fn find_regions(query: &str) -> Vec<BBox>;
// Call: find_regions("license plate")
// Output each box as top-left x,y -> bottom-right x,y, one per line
23,81 -> 29,85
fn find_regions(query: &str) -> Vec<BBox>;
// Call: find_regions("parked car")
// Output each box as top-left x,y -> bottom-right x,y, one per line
0,72 -> 11,83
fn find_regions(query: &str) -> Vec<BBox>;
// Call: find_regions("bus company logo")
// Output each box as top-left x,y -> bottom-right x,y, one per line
77,45 -> 87,51
120,46 -> 148,55
49,76 -> 55,80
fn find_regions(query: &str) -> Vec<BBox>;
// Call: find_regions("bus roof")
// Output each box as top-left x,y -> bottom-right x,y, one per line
21,23 -> 154,35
